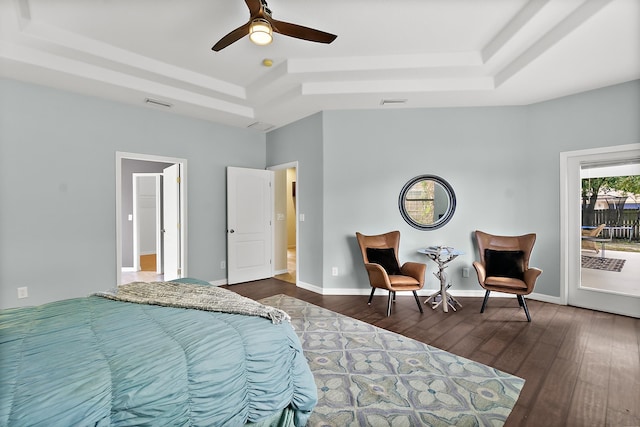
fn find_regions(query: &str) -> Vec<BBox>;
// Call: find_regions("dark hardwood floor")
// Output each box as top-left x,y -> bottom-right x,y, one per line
223,279 -> 640,427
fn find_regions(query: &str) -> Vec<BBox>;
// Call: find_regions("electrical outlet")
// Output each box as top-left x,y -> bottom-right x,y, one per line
331,267 -> 338,276
462,267 -> 470,278
220,261 -> 226,269
17,287 -> 28,299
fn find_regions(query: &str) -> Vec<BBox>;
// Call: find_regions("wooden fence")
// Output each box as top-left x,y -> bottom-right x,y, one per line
586,209 -> 640,240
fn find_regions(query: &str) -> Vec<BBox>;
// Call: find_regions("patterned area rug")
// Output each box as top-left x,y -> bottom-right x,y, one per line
259,295 -> 525,427
581,255 -> 626,272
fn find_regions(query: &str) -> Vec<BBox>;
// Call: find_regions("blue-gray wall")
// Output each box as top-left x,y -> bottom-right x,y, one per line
525,81 -> 640,297
266,80 -> 640,299
266,113 -> 324,287
1,76 -> 638,309
0,78 -> 265,308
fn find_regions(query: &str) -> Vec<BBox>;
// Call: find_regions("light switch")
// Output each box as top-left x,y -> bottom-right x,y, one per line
128,214 -> 133,221
299,213 -> 305,222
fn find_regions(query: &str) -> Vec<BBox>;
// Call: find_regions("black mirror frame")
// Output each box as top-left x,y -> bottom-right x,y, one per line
398,174 -> 457,230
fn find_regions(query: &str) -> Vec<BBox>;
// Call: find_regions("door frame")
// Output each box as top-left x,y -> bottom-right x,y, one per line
560,143 -> 640,316
268,161 -> 299,284
116,152 -> 187,285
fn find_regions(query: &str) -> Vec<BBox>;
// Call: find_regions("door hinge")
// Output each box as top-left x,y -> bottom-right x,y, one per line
177,176 -> 181,184
177,268 -> 182,275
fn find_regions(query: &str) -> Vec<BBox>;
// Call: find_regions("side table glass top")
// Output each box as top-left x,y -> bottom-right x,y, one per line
418,246 -> 464,257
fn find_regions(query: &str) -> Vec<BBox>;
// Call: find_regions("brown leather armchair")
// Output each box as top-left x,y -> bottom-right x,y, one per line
472,230 -> 543,322
356,231 -> 426,316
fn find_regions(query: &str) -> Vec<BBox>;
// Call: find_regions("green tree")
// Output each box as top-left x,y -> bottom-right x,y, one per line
582,175 -> 640,225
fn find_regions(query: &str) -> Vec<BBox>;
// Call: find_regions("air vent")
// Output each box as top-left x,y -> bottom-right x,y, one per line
380,99 -> 408,106
248,121 -> 274,131
144,98 -> 172,108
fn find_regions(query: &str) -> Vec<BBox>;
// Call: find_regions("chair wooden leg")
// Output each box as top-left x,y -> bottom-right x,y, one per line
517,295 -> 531,322
413,291 -> 423,313
368,288 -> 376,305
393,291 -> 396,302
480,290 -> 491,313
387,292 -> 393,316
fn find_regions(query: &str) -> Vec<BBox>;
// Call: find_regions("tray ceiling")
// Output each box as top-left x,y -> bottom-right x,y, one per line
1,0 -> 638,131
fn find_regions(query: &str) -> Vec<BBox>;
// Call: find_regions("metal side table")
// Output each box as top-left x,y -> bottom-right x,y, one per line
417,246 -> 463,312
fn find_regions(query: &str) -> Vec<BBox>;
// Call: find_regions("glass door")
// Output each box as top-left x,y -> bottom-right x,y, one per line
561,144 -> 640,318
580,163 -> 640,297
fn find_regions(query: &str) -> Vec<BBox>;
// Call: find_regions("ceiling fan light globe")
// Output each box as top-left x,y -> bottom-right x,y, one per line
249,19 -> 273,45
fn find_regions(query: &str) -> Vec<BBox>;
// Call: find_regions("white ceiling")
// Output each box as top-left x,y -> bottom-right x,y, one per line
1,0 -> 638,131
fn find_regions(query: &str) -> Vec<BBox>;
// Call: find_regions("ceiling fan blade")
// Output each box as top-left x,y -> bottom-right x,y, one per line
245,0 -> 262,16
270,19 -> 337,44
212,22 -> 251,51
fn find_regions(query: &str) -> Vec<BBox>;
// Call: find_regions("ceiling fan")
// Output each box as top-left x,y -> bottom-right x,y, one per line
212,0 -> 337,51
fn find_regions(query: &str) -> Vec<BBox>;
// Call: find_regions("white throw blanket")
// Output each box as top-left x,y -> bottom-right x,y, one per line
95,281 -> 290,324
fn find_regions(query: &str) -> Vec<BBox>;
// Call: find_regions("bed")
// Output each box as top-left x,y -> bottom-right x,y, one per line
0,280 -> 317,426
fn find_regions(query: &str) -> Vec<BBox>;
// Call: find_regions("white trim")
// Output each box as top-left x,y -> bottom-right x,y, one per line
115,151 -> 188,286
528,292 -> 563,305
559,149 -> 570,306
296,283 -> 559,302
296,281 -> 323,295
268,161 -> 298,170
208,279 -> 227,287
132,175 -> 139,271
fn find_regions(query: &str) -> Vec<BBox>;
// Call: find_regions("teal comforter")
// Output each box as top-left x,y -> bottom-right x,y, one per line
0,295 -> 317,426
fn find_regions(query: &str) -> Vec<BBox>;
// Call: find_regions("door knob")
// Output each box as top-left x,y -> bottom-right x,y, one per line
229,229 -> 235,233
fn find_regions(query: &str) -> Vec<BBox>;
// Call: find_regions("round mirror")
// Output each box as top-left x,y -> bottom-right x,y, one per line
398,175 -> 456,230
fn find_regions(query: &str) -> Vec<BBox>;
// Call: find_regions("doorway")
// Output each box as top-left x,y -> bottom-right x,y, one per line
560,143 -> 640,318
116,152 -> 187,285
269,163 -> 298,284
132,173 -> 162,274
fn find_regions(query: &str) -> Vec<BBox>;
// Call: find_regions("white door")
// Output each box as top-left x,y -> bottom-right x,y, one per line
227,167 -> 273,284
561,144 -> 640,318
163,164 -> 181,281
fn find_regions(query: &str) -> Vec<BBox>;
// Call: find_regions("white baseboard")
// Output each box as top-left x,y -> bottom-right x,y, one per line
308,286 -> 492,298
295,282 -> 564,305
208,279 -> 227,286
296,281 -> 324,294
528,292 -> 563,305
